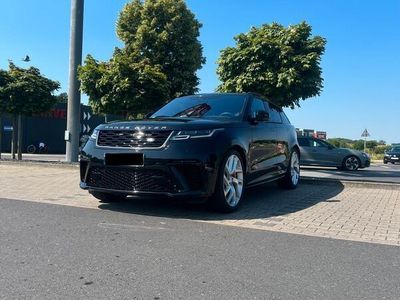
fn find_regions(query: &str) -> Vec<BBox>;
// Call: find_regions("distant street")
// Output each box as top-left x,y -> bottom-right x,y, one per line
301,162 -> 400,184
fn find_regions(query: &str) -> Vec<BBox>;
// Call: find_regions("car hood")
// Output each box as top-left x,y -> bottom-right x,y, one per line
96,117 -> 238,131
386,151 -> 400,155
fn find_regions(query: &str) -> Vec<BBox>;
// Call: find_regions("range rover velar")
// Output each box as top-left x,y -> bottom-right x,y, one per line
80,93 -> 300,212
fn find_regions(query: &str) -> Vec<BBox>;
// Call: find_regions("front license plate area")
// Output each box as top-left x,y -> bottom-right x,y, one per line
105,153 -> 144,166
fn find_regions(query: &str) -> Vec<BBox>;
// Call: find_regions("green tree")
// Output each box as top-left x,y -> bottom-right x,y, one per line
79,53 -> 168,117
117,0 -> 205,98
55,92 -> 68,103
217,21 -> 326,108
80,0 -> 205,117
0,63 -> 59,159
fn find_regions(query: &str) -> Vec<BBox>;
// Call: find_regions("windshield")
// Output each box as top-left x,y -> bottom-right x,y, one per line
150,95 -> 247,120
390,147 -> 400,152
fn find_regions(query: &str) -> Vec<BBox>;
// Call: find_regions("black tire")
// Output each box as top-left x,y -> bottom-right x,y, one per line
27,145 -> 36,154
342,155 -> 361,171
383,160 -> 388,164
278,150 -> 300,189
208,149 -> 246,213
90,191 -> 127,202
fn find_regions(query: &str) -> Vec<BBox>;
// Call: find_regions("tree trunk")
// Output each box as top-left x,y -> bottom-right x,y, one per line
17,114 -> 23,160
0,115 -> 2,159
11,114 -> 17,160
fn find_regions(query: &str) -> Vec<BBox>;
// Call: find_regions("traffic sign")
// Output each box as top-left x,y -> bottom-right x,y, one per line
361,129 -> 370,137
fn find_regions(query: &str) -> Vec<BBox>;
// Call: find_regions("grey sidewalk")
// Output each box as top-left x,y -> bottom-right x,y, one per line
1,153 -> 66,162
1,163 -> 399,246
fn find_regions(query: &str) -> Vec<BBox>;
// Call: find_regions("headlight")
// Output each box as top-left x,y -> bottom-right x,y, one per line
90,129 -> 99,140
172,129 -> 222,140
362,152 -> 370,158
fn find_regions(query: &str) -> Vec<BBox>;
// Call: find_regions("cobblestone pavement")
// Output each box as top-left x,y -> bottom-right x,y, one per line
1,162 -> 400,246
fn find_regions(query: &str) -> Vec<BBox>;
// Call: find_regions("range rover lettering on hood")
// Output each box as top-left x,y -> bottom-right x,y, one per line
103,125 -> 169,130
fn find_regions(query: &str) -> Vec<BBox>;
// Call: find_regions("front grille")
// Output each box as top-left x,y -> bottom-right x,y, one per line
97,130 -> 172,148
86,167 -> 180,192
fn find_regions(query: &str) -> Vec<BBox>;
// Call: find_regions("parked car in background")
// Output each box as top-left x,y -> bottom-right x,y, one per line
298,136 -> 370,171
384,146 -> 400,164
80,93 -> 300,212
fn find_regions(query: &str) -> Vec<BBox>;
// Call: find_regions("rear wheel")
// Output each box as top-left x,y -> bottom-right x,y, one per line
278,150 -> 300,189
90,191 -> 127,202
208,150 -> 245,213
342,156 -> 360,171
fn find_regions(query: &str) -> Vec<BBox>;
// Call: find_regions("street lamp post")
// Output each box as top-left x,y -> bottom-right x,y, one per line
66,0 -> 84,162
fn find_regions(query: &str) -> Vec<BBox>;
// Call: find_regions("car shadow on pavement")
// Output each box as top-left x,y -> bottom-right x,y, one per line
97,181 -> 345,221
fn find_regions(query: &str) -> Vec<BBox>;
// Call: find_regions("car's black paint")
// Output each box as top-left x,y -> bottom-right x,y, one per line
384,146 -> 400,164
79,93 -> 299,200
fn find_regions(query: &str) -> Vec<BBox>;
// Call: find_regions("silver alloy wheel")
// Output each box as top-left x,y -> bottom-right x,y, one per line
345,156 -> 360,170
290,151 -> 300,185
223,154 -> 244,207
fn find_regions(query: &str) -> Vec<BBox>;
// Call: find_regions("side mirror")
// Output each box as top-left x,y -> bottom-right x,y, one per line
250,110 -> 269,123
327,145 -> 334,150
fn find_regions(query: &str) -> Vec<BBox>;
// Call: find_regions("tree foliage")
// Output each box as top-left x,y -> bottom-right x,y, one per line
327,138 -> 390,155
0,63 -> 60,115
217,21 -> 326,108
79,53 -> 168,116
55,92 -> 68,103
79,0 -> 205,117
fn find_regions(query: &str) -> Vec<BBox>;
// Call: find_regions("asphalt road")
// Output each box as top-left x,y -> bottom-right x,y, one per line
301,162 -> 400,184
1,198 -> 399,299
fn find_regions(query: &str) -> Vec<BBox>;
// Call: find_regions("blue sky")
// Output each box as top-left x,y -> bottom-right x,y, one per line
0,0 -> 399,143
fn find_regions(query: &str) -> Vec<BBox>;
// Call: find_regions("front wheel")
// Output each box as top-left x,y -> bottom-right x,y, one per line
208,150 -> 245,213
342,156 -> 360,171
278,150 -> 300,189
90,191 -> 127,203
26,144 -> 36,154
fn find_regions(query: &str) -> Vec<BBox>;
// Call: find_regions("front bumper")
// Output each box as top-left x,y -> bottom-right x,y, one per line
79,138 -> 225,198
384,156 -> 400,163
363,159 -> 371,168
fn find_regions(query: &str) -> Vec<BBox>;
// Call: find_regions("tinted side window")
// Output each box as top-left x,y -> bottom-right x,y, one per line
250,98 -> 266,115
280,111 -> 291,124
311,139 -> 328,148
266,103 -> 282,123
298,138 -> 310,147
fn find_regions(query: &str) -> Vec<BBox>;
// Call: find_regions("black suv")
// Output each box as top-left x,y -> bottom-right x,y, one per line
80,93 -> 300,212
384,146 -> 400,164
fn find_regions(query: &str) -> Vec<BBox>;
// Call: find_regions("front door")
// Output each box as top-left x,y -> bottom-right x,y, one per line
247,98 -> 278,184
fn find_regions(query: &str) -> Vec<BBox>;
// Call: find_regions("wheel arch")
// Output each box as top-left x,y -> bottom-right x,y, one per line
229,145 -> 248,172
292,145 -> 300,158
